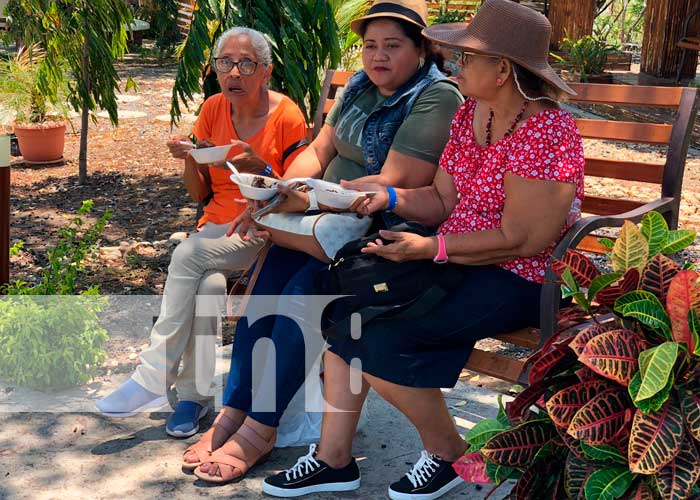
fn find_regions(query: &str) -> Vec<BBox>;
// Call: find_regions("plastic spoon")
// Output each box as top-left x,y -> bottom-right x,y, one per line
178,140 -> 196,148
226,161 -> 244,183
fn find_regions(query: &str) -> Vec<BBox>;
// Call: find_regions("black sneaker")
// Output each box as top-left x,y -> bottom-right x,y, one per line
388,451 -> 464,500
262,444 -> 361,498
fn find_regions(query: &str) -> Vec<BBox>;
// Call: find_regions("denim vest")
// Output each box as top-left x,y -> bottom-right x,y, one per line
339,62 -> 453,227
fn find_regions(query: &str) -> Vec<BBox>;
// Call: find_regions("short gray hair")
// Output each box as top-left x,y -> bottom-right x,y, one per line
213,27 -> 272,66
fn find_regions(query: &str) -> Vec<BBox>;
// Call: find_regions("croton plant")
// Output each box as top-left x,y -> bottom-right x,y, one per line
453,212 -> 700,500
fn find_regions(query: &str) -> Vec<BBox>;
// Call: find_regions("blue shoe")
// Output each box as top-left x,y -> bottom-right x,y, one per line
166,401 -> 209,438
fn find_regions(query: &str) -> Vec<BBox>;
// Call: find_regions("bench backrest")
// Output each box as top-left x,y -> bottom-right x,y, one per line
314,70 -> 699,245
0,17 -> 7,32
176,0 -> 195,37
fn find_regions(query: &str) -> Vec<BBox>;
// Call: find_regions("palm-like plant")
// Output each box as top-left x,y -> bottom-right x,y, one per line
454,212 -> 700,500
330,0 -> 370,70
170,0 -> 341,124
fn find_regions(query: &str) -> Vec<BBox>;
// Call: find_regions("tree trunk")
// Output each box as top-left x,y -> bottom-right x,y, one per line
619,0 -> 630,45
78,19 -> 90,185
641,0 -> 700,79
548,0 -> 597,49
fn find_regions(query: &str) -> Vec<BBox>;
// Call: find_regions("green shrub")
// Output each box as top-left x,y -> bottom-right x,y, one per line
0,200 -> 111,390
430,1 -> 471,25
553,35 -> 617,82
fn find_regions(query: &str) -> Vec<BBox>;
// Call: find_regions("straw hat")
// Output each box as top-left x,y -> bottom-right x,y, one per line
423,0 -> 576,96
350,0 -> 428,36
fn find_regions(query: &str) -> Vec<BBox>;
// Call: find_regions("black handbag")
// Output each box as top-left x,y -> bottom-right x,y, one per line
314,222 -> 465,339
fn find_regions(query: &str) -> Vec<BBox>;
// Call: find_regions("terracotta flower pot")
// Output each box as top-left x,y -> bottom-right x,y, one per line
13,120 -> 66,164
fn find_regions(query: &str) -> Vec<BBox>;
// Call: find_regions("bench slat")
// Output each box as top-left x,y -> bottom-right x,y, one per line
585,157 -> 665,184
582,196 -> 645,215
678,41 -> 700,50
464,349 -> 526,384
493,329 -> 541,349
575,119 -> 673,144
568,83 -> 683,107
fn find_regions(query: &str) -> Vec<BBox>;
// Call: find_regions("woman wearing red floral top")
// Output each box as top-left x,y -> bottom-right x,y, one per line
263,2 -> 585,499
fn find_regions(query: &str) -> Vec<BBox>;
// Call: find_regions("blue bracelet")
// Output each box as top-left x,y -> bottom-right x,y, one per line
386,185 -> 397,211
262,164 -> 273,176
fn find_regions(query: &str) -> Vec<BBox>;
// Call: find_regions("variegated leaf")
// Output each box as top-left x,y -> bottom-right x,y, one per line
680,389 -> 700,442
506,383 -> 547,425
660,229 -> 697,254
568,389 -> 631,445
452,452 -> 492,484
465,419 -> 507,449
580,442 -> 627,465
528,344 -> 576,385
641,211 -> 669,258
510,464 -> 543,500
589,273 -> 624,302
625,482 -> 655,500
635,342 -> 679,402
584,466 -> 635,500
551,249 -> 601,288
628,398 -> 685,474
485,461 -> 520,485
556,422 -> 585,459
640,254 -> 679,303
580,330 -> 646,385
690,310 -> 700,357
598,269 -> 641,308
570,323 -> 616,358
546,380 -> 614,429
482,420 -> 556,468
656,434 -> 700,500
612,221 -> 649,274
565,454 -> 597,500
621,299 -> 673,341
667,270 -> 700,352
615,290 -> 665,315
628,370 -> 674,414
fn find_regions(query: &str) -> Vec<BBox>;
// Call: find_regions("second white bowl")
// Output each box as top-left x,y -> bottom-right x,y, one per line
231,173 -> 280,200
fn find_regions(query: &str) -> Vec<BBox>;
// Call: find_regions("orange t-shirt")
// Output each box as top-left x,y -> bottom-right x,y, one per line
192,93 -> 308,226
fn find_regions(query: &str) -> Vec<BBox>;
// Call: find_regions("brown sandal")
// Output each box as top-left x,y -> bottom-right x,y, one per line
193,423 -> 276,484
181,411 -> 240,471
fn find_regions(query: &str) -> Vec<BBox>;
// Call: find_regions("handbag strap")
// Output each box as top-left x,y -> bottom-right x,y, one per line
321,284 -> 449,339
226,241 -> 271,319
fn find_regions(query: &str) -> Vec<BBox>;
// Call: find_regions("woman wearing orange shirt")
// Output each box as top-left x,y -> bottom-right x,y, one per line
96,27 -> 308,438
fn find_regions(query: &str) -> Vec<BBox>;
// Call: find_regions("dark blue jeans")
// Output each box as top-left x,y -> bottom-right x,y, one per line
222,245 -> 326,427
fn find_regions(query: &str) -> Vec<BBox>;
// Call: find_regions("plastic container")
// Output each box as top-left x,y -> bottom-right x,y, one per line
188,144 -> 233,164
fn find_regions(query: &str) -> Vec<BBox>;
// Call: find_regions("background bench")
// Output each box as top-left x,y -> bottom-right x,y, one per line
314,69 -> 699,384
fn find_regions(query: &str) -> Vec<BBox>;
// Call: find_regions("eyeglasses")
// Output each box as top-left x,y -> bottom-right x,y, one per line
213,57 -> 260,75
456,50 -> 502,66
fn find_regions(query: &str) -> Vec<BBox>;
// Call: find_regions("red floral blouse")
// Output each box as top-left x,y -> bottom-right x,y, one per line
438,98 -> 585,284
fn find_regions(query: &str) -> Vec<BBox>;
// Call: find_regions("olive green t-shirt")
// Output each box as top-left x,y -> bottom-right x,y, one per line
322,81 -> 464,183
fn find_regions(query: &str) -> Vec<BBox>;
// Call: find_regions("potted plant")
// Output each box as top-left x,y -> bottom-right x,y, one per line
453,211 -> 700,499
552,35 -> 617,83
0,45 -> 69,164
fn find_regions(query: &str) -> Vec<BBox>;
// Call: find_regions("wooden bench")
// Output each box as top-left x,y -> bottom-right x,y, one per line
676,7 -> 700,82
314,69 -> 700,384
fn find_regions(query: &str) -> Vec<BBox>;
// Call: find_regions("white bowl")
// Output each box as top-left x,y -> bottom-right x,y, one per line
230,173 -> 280,200
188,144 -> 233,164
306,179 -> 375,209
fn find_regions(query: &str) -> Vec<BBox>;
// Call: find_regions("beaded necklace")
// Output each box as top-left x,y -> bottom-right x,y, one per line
485,100 -> 529,146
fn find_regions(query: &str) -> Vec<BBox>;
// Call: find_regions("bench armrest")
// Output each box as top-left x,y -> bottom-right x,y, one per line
537,196 -> 675,345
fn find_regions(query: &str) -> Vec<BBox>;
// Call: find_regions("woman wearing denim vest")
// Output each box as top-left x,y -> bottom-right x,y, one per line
183,0 -> 464,486
264,1 -> 585,499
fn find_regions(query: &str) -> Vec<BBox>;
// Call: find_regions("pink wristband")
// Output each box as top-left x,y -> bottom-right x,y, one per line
433,234 -> 448,264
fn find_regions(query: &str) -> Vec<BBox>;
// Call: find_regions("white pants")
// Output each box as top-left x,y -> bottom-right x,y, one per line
132,222 -> 263,403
